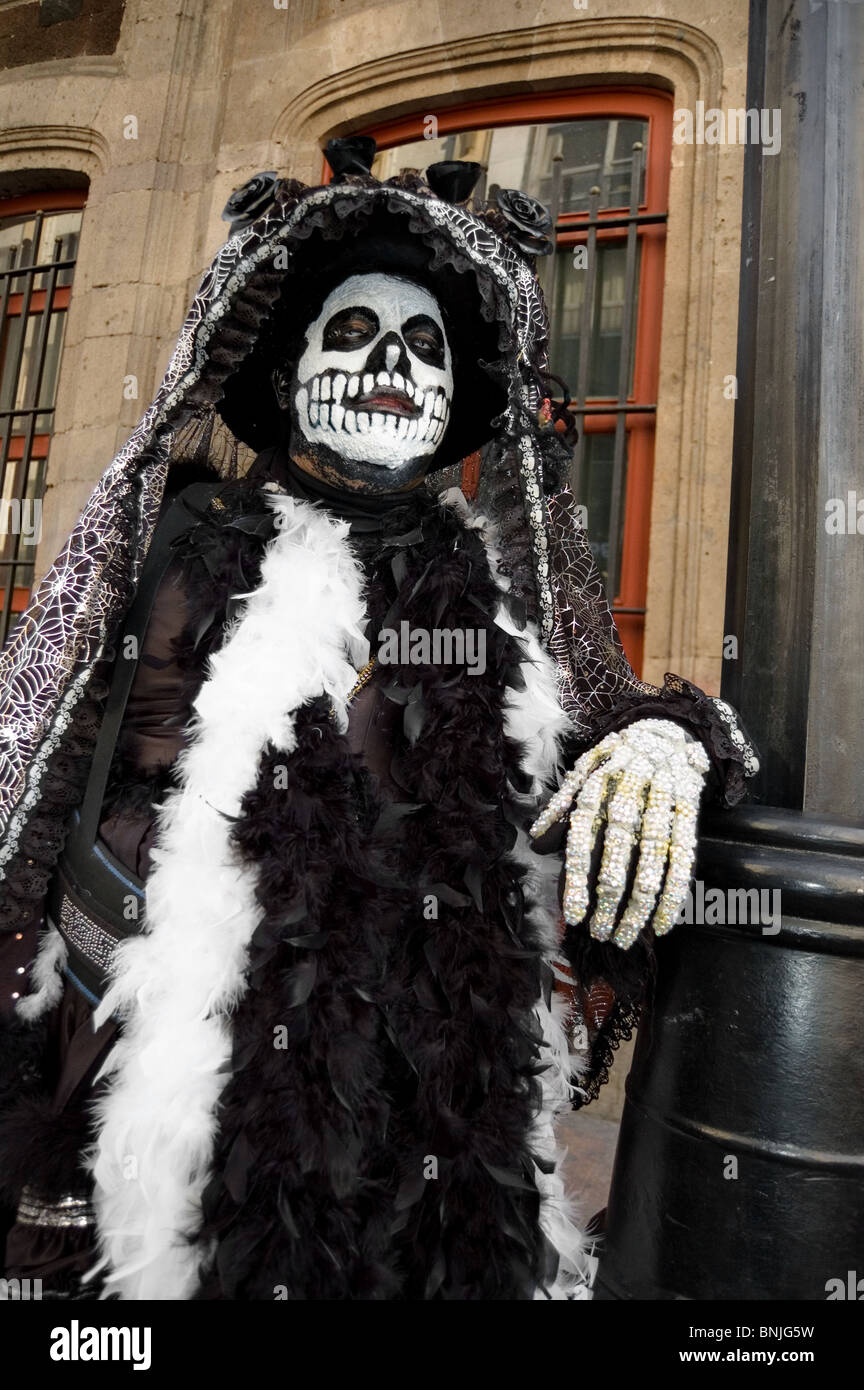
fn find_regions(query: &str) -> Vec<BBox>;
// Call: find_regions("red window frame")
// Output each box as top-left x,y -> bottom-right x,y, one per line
0,188 -> 86,620
324,89 -> 672,674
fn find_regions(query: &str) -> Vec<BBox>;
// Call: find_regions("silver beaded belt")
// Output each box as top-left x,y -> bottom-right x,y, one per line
47,820 -> 145,1005
57,894 -> 118,981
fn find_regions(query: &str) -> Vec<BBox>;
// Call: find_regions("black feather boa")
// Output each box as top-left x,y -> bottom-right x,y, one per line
192,492 -> 563,1300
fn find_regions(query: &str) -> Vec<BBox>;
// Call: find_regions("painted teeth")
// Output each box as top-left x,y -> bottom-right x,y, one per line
302,371 -> 449,453
420,400 -> 442,441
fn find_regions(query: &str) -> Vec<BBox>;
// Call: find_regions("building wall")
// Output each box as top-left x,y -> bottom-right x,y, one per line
0,0 -> 125,71
0,0 -> 747,696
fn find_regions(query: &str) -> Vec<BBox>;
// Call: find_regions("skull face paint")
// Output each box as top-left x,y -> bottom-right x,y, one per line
292,273 -> 453,471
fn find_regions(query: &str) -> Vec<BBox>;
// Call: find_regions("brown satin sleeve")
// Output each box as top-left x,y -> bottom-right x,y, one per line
98,558 -> 193,879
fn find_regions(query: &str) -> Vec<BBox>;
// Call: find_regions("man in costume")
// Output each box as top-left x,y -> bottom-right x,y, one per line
0,141 -> 757,1300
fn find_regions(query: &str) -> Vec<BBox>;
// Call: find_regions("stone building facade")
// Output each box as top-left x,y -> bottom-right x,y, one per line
0,0 -> 749,699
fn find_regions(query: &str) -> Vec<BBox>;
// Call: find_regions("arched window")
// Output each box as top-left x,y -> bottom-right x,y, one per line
343,91 -> 672,673
0,189 -> 85,642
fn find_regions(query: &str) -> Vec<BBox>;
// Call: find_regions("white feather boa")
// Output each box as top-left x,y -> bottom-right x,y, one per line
88,494 -> 368,1299
86,488 -> 590,1300
16,923 -> 68,1023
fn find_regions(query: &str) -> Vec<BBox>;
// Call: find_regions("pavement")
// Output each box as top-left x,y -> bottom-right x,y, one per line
554,1109 -> 621,1228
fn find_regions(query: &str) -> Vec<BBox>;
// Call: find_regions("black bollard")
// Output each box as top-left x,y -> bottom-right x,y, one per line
595,806 -> 864,1301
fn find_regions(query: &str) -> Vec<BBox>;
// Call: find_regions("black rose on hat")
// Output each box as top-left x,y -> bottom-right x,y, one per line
494,188 -> 554,257
221,172 -> 280,230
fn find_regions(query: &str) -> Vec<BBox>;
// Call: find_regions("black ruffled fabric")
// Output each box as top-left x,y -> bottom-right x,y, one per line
563,928 -> 655,1111
0,685 -> 110,940
99,477 -> 281,830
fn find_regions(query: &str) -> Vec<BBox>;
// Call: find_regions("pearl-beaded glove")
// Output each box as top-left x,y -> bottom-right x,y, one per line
529,719 -> 710,949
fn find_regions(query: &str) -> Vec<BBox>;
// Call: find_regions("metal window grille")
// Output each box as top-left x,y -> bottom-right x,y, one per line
0,199 -> 81,645
372,115 -> 668,648
542,139 -> 666,605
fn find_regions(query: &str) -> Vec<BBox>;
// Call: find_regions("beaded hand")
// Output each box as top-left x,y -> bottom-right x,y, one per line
529,719 -> 710,949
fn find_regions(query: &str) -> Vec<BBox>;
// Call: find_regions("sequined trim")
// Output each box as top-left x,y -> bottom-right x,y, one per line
709,696 -> 760,776
17,1186 -> 95,1229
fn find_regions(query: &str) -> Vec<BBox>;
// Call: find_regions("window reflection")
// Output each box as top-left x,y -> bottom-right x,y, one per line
374,119 -> 645,401
575,432 -> 628,590
373,117 -> 647,214
0,210 -> 80,291
537,242 -> 640,398
372,113 -> 658,637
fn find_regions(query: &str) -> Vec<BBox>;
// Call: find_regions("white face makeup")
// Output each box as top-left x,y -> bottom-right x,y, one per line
293,273 -> 453,470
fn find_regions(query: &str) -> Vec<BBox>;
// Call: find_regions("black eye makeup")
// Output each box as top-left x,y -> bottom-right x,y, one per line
402,314 -> 445,367
322,306 -> 380,351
